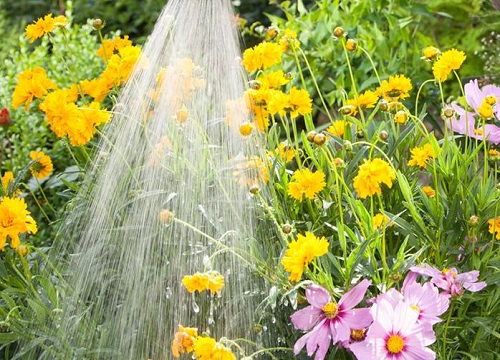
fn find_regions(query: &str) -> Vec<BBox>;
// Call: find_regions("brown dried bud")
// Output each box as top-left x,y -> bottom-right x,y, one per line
249,184 -> 260,195
282,223 -> 292,234
379,130 -> 389,141
306,130 -> 317,143
313,133 -> 327,146
333,26 -> 345,38
93,18 -> 104,30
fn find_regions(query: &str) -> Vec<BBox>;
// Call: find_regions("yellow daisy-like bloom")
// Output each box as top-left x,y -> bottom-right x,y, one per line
432,48 -> 466,82
244,88 -> 270,132
288,168 -> 326,201
25,13 -> 68,43
258,69 -> 290,89
281,232 -> 329,282
102,45 -> 142,86
242,41 -> 283,73
181,272 -> 224,294
80,77 -> 114,102
326,120 -> 350,138
421,185 -> 435,197
407,144 -> 437,168
373,213 -> 390,229
422,46 -> 440,61
353,158 -> 396,199
0,196 -> 38,250
279,28 -> 300,51
477,100 -> 493,119
193,337 -> 236,360
233,155 -> 270,187
269,143 -> 295,163
289,87 -> 312,118
1,172 -> 14,194
488,216 -> 500,240
376,75 -> 412,101
12,67 -> 58,111
346,90 -> 379,115
171,325 -> 198,358
29,151 -> 53,179
266,89 -> 290,117
96,35 -> 133,61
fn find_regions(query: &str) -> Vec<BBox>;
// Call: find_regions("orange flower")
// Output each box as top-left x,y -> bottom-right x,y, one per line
25,14 -> 68,43
12,67 -> 57,110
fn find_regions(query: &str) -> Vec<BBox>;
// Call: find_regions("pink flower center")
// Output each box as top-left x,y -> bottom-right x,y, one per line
322,302 -> 338,319
386,334 -> 405,354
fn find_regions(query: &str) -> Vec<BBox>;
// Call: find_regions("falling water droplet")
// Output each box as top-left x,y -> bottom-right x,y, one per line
271,317 -> 276,324
165,287 -> 172,299
192,294 -> 200,313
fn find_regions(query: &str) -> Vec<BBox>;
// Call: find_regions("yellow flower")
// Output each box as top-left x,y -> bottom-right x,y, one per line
407,144 -> 437,168
326,120 -> 349,138
279,28 -> 300,51
394,110 -> 408,124
346,90 -> 379,115
421,186 -> 435,197
376,75 -> 412,101
12,67 -> 58,110
488,216 -> 500,240
288,168 -> 326,201
281,232 -> 329,282
182,272 -> 224,294
258,69 -> 290,89
172,325 -> 198,358
80,77 -> 113,102
288,87 -> 312,118
242,41 -> 283,73
29,151 -> 53,179
432,48 -> 466,82
477,100 -> 493,119
193,337 -> 236,360
0,197 -> 38,250
239,122 -> 253,136
96,35 -> 133,61
269,143 -> 295,162
266,89 -> 290,117
102,45 -> 141,86
422,46 -> 440,61
353,158 -> 396,199
1,172 -> 14,194
233,155 -> 269,187
25,13 -> 68,43
373,213 -> 391,229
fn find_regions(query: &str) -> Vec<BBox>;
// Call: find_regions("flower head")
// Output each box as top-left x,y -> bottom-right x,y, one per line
291,280 -> 372,360
376,75 -> 412,101
12,67 -> 58,110
1,172 -> 14,195
242,41 -> 283,73
193,336 -> 236,360
488,216 -> 500,239
421,185 -> 436,197
346,90 -> 379,115
422,46 -> 440,61
408,143 -> 438,168
29,151 -> 53,179
281,232 -> 329,282
182,271 -> 224,294
0,197 -> 38,250
288,168 -> 326,201
432,48 -> 466,82
326,120 -> 350,138
353,158 -> 396,199
171,325 -> 198,358
25,14 -> 68,43
288,87 -> 313,118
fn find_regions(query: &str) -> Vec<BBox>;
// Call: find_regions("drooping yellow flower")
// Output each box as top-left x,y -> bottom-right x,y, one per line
346,90 -> 379,115
488,216 -> 500,240
242,41 -> 283,73
96,35 -> 133,61
25,13 -> 68,43
421,186 -> 436,197
29,151 -> 53,179
326,120 -> 350,138
281,232 -> 329,282
0,197 -> 38,250
182,272 -> 224,294
353,158 -> 396,199
432,48 -> 466,82
171,325 -> 198,358
193,337 -> 236,360
288,87 -> 312,118
1,172 -> 14,194
376,75 -> 412,101
407,144 -> 437,168
288,168 -> 326,201
12,67 -> 58,110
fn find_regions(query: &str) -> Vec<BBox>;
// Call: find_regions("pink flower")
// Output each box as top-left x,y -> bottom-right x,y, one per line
350,297 -> 436,359
409,264 -> 487,296
291,280 -> 372,360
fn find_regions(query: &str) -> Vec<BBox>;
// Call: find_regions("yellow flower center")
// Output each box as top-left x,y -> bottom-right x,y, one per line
410,304 -> 420,313
350,328 -> 366,341
386,334 -> 405,353
485,95 -> 497,106
322,302 -> 338,319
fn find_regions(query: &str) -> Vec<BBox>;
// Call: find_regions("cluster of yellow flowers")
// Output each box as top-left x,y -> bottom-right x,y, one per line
181,271 -> 225,294
12,14 -> 141,146
281,231 -> 329,281
171,325 -> 235,360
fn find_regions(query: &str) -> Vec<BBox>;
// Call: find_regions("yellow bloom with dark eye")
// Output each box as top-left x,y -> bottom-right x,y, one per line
29,151 -> 53,179
353,158 -> 396,199
25,13 -> 68,43
327,120 -> 350,138
0,197 -> 38,250
242,41 -> 283,73
281,232 -> 329,282
12,67 -> 58,110
172,325 -> 198,358
432,48 -> 466,82
376,75 -> 412,101
408,144 -> 437,168
288,87 -> 312,118
488,216 -> 500,240
288,168 -> 326,201
346,90 -> 379,115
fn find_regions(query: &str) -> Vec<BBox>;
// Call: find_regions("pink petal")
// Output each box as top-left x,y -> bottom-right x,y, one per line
306,285 -> 331,309
338,279 -> 371,310
330,318 -> 351,343
402,271 -> 418,292
409,264 -> 442,279
349,340 -> 377,359
340,307 -> 372,329
291,305 -> 323,330
483,125 -> 500,145
464,79 -> 483,111
463,281 -> 487,292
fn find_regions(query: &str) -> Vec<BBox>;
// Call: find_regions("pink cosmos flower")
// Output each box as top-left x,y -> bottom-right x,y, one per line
409,264 -> 487,296
350,297 -> 436,359
291,280 -> 372,360
445,79 -> 500,144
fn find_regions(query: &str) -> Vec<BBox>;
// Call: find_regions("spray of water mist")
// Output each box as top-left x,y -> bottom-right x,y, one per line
40,0 -> 267,358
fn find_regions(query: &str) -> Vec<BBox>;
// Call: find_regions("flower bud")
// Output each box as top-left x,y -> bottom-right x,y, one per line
93,18 -> 104,30
333,26 -> 345,38
346,39 -> 357,52
356,130 -> 364,139
378,100 -> 389,112
379,130 -> 389,141
249,184 -> 260,195
266,26 -> 279,39
443,107 -> 455,119
343,140 -> 353,152
158,209 -> 174,224
281,223 -> 292,234
16,245 -> 28,256
394,110 -> 407,124
391,272 -> 402,282
175,105 -> 188,123
248,80 -> 261,90
239,122 -> 253,136
306,130 -> 317,143
313,133 -> 327,146
284,72 -> 294,80
340,105 -> 355,116
421,46 -> 440,61
469,215 -> 479,226
333,157 -> 345,168
0,108 -> 11,126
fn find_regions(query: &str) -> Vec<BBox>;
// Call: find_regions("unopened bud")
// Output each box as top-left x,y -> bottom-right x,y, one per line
266,26 -> 279,39
379,130 -> 389,141
158,209 -> 174,224
16,245 -> 28,256
249,80 -> 261,90
356,130 -> 364,139
391,272 -> 402,282
175,105 -> 188,123
346,39 -> 357,52
333,157 -> 345,168
284,72 -> 294,80
249,184 -> 260,195
343,140 -> 353,152
239,122 -> 253,136
469,215 -> 479,226
0,108 -> 11,126
93,18 -> 104,30
340,105 -> 355,116
333,26 -> 345,38
313,133 -> 327,146
394,110 -> 408,124
379,100 -> 389,112
443,108 -> 455,119
281,223 -> 292,234
306,130 -> 317,143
